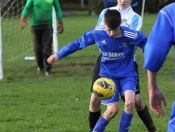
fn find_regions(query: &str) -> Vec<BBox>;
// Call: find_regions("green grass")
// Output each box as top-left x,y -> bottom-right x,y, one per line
1,12 -> 175,131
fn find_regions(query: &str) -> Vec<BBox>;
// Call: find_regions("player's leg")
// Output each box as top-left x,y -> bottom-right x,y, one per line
93,80 -> 119,132
31,26 -> 44,74
89,93 -> 101,131
135,94 -> 157,132
42,25 -> 53,76
89,55 -> 102,132
92,102 -> 119,132
168,102 -> 175,132
119,78 -> 136,132
134,61 -> 157,132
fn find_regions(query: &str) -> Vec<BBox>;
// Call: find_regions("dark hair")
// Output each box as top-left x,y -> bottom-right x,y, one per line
104,9 -> 121,29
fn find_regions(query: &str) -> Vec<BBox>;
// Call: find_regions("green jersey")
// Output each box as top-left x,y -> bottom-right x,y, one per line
21,0 -> 62,26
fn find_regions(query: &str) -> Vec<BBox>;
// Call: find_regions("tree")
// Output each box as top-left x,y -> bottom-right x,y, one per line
89,0 -> 103,15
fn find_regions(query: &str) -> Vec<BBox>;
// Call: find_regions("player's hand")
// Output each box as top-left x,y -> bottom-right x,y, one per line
20,16 -> 26,29
149,86 -> 167,116
57,20 -> 64,34
47,54 -> 59,64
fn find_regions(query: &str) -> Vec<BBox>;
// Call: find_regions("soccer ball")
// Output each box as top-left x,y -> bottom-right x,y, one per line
93,77 -> 116,100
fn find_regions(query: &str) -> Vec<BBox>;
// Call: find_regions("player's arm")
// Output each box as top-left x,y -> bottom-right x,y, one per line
56,29 -> 95,59
143,9 -> 173,116
20,0 -> 33,29
147,70 -> 167,115
129,14 -> 142,31
53,0 -> 64,34
47,54 -> 59,64
130,30 -> 147,50
21,0 -> 33,17
143,11 -> 174,72
53,0 -> 62,21
47,29 -> 95,64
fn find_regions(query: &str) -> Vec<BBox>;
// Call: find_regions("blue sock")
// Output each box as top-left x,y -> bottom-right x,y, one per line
119,111 -> 134,132
92,116 -> 109,132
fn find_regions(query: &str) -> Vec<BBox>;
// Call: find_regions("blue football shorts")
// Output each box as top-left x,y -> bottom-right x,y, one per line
101,76 -> 137,105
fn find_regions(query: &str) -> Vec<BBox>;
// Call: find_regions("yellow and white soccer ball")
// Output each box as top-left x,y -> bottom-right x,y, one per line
93,77 -> 116,100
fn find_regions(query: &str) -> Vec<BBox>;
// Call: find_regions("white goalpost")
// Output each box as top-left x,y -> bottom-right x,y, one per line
141,0 -> 145,20
0,6 -> 3,80
0,0 -> 59,80
52,7 -> 59,53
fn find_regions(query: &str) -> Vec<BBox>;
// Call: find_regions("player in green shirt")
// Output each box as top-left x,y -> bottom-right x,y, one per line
20,0 -> 64,76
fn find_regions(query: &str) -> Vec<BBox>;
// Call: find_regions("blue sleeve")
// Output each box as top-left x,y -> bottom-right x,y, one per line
143,11 -> 174,72
96,9 -> 107,26
130,31 -> 147,50
57,29 -> 95,59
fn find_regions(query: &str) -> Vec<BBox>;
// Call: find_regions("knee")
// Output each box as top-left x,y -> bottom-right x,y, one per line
104,107 -> 119,119
125,100 -> 135,112
90,96 -> 101,108
109,109 -> 119,118
112,108 -> 119,117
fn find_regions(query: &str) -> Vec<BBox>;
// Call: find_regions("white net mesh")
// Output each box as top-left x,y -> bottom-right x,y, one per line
0,0 -> 11,9
1,0 -> 34,61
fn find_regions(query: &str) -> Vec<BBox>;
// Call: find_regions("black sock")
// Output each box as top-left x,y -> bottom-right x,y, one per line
89,110 -> 101,131
137,105 -> 156,132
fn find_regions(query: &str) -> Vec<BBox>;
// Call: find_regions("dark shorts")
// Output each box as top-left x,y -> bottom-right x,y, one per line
91,55 -> 140,99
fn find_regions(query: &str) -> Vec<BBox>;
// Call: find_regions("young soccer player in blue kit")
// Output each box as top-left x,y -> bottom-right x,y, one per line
89,0 -> 157,132
143,3 -> 175,132
48,9 -> 147,132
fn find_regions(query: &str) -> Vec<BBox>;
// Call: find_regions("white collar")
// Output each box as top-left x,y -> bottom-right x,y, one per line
116,6 -> 131,19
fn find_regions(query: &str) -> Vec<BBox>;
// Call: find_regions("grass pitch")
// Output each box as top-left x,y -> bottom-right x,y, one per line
1,12 -> 174,131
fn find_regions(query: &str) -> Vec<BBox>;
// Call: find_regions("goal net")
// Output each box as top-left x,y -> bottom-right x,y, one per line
0,0 -> 58,79
1,0 -> 33,61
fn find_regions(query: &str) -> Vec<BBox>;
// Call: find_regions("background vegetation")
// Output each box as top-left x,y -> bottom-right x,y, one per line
1,10 -> 175,132
1,0 -> 175,16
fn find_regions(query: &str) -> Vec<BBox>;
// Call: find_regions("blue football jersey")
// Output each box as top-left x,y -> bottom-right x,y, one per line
57,26 -> 147,78
143,3 -> 175,72
143,3 -> 175,131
